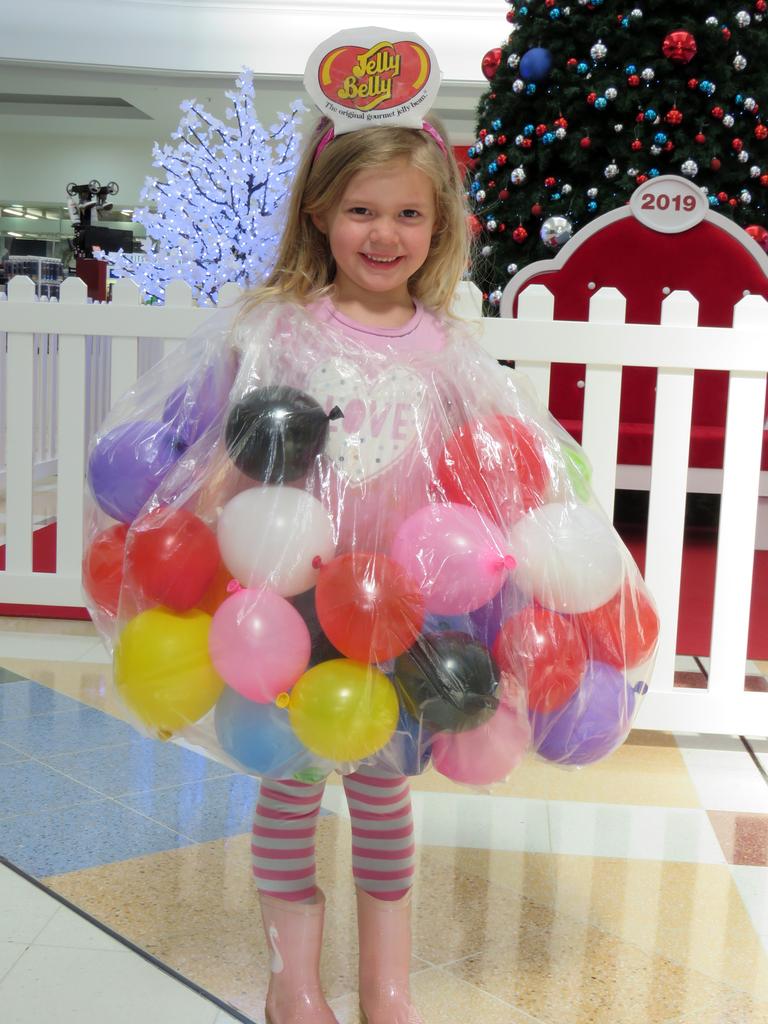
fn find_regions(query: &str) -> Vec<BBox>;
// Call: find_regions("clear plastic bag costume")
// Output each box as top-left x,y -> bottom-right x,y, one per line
83,302 -> 659,787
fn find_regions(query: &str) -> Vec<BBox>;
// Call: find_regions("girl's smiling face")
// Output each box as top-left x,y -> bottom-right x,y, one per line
312,159 -> 437,313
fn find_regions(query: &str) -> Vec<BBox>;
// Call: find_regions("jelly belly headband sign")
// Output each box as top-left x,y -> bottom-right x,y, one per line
304,27 -> 441,133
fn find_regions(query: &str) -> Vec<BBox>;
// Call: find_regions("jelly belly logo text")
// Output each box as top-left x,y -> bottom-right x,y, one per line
318,40 -> 431,113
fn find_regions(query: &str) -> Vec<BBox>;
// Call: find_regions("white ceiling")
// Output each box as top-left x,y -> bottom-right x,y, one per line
0,3 -> 496,211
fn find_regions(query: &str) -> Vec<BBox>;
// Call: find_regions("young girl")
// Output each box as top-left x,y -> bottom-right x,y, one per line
84,29 -> 657,1024
238,112 -> 471,1024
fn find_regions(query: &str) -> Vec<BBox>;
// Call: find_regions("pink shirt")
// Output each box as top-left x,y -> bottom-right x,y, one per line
302,298 -> 448,552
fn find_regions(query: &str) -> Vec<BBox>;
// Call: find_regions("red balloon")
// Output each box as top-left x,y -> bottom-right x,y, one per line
437,415 -> 550,528
82,523 -> 129,616
574,581 -> 659,669
127,507 -> 220,612
493,606 -> 585,714
316,553 -> 425,663
196,562 -> 235,616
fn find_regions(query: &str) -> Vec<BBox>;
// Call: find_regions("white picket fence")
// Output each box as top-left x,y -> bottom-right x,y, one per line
1,274 -> 767,737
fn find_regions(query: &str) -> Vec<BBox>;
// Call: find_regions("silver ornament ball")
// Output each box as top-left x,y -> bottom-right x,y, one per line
681,159 -> 698,178
540,216 -> 573,249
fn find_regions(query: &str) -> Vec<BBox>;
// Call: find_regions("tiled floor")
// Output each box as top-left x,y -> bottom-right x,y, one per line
1,619 -> 768,1023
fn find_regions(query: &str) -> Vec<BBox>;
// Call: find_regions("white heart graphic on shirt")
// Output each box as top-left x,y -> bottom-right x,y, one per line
307,358 -> 426,484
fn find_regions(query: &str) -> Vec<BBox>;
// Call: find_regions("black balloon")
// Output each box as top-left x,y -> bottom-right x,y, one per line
290,588 -> 343,667
225,385 -> 341,483
394,632 -> 500,734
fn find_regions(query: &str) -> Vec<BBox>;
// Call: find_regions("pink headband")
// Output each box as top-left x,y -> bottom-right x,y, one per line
313,120 -> 449,163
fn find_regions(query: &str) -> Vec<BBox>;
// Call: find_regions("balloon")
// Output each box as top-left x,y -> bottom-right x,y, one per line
425,581 -> 530,651
394,632 -> 500,733
508,502 -> 624,614
88,419 -> 185,523
371,708 -> 433,777
214,686 -> 324,778
217,487 -> 335,596
114,607 -> 223,736
531,661 -> 641,766
315,553 -> 425,663
209,587 -> 311,702
290,588 -> 344,666
196,562 -> 235,616
162,366 -> 229,446
288,659 -> 398,762
562,445 -> 592,502
436,415 -> 549,528
127,507 -> 219,612
574,580 -> 660,669
82,523 -> 128,615
391,503 -> 514,615
432,699 -> 531,786
493,606 -> 586,714
225,385 -> 340,483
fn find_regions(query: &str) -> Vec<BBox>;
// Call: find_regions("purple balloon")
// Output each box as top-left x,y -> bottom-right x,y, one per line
162,368 -> 227,447
531,661 -> 638,766
88,419 -> 184,523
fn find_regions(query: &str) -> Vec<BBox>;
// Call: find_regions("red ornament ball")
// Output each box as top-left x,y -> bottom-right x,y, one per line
636,174 -> 648,184
499,189 -> 509,200
687,78 -> 699,90
522,138 -> 533,149
717,191 -> 728,203
732,138 -> 744,152
554,117 -> 569,129
665,107 -> 683,125
662,30 -> 697,65
531,203 -> 543,216
729,198 -> 738,208
631,139 -> 642,151
586,92 -> 597,105
628,74 -> 640,87
544,176 -> 557,188
479,128 -> 488,139
711,157 -> 722,170
761,174 -> 768,187
497,154 -> 508,166
482,47 -> 503,80
711,106 -> 724,120
757,0 -> 767,12
580,136 -> 592,148
746,224 -> 768,251
535,123 -> 548,136
663,141 -> 675,152
468,215 -> 483,237
567,58 -> 578,69
695,132 -> 706,144
506,9 -> 517,22
722,27 -> 731,41
497,134 -> 508,145
755,124 -> 768,140
512,226 -> 528,243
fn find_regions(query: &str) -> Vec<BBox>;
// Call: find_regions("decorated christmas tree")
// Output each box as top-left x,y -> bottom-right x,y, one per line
101,70 -> 305,304
470,2 -> 768,309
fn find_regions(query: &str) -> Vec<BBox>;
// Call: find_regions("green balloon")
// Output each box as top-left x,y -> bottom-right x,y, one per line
563,446 -> 592,502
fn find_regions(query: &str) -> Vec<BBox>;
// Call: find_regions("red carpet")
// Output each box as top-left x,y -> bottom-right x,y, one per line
1,521 -> 766,657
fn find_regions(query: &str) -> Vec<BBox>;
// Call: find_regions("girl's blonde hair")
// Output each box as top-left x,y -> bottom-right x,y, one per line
239,115 -> 471,319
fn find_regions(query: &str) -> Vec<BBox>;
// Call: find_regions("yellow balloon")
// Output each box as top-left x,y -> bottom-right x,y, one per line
114,607 -> 224,737
288,659 -> 398,762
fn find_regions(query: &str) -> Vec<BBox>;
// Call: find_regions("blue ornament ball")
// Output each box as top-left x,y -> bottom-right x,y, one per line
519,47 -> 553,83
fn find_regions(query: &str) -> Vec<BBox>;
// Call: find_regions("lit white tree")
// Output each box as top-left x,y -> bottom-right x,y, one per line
101,69 -> 305,304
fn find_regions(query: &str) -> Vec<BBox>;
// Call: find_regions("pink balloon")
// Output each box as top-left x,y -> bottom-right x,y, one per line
432,698 -> 531,786
209,587 -> 310,702
390,502 -> 515,615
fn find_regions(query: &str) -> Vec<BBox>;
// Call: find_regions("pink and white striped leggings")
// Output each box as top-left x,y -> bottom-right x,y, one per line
252,765 -> 415,903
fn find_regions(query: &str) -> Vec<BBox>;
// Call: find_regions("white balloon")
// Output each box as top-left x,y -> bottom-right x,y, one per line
508,501 -> 623,613
217,487 -> 335,596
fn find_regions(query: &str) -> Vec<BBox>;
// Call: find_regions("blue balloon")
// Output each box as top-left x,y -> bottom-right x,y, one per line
519,47 -> 553,83
371,708 -> 433,777
214,687 -> 322,779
